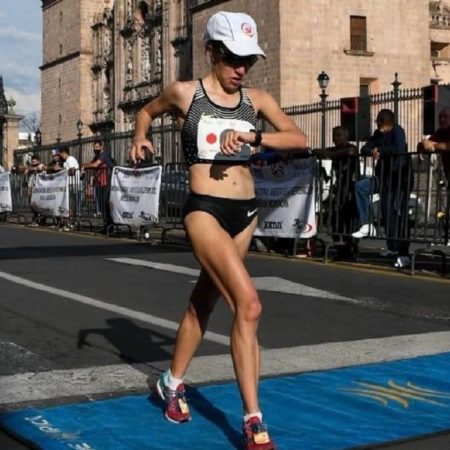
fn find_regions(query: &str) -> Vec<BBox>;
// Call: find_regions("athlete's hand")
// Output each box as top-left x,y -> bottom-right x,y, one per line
220,131 -> 256,155
129,138 -> 155,164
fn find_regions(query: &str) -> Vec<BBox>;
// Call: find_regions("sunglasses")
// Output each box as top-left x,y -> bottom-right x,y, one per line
217,46 -> 258,70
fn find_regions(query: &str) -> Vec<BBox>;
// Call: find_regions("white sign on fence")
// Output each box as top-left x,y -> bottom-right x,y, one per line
30,170 -> 70,217
0,172 -> 12,213
110,166 -> 162,226
252,158 -> 317,238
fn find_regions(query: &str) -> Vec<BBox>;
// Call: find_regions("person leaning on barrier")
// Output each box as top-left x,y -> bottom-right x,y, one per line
313,126 -> 359,260
26,154 -> 46,227
352,109 -> 413,268
418,107 -> 450,246
46,149 -> 64,174
59,147 -> 81,230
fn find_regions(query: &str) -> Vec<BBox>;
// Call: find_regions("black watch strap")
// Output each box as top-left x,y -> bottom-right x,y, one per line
251,130 -> 263,147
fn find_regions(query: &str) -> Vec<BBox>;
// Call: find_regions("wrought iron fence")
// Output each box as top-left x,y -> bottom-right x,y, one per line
13,75 -> 428,171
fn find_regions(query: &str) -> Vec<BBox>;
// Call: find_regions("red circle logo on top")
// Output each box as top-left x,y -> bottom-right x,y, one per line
241,23 -> 254,37
206,133 -> 217,144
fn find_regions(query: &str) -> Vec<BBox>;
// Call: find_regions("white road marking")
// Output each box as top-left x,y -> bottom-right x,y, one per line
107,257 -> 359,303
2,330 -> 450,405
0,270 -> 229,347
106,258 -> 200,277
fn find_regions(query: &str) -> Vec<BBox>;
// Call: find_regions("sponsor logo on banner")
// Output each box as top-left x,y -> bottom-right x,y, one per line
110,166 -> 162,226
293,219 -> 313,234
264,221 -> 283,230
252,158 -> 317,238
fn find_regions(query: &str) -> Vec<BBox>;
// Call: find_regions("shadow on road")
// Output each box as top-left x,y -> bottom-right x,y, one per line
77,318 -> 175,363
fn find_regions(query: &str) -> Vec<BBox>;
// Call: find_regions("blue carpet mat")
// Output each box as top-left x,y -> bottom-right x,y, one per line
2,353 -> 450,449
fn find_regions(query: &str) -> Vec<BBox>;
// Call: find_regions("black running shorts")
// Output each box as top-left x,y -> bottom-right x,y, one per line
183,193 -> 258,237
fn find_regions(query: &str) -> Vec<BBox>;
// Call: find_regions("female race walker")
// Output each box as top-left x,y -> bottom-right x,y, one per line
130,11 -> 306,450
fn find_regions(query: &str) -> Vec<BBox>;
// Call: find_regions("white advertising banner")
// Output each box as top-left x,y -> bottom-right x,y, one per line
110,166 -> 162,226
252,158 -> 317,238
30,170 -> 70,217
0,172 -> 12,213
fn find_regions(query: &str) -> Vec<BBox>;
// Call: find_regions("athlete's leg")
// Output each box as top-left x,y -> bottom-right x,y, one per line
170,269 -> 220,378
170,215 -> 256,379
232,220 -> 260,396
184,211 -> 261,414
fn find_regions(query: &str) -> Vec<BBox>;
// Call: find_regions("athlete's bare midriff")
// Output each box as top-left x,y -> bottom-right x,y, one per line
188,163 -> 255,200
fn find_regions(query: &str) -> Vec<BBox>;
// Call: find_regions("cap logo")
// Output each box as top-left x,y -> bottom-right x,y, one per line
241,22 -> 254,37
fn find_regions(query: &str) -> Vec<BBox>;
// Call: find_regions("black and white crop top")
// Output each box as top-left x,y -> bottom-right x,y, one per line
180,79 -> 258,167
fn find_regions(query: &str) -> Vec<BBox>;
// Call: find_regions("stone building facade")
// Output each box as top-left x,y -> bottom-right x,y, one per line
0,77 -> 23,169
40,0 -> 450,144
41,0 -> 190,144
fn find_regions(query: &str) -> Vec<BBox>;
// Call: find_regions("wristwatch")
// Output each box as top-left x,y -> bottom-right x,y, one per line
251,130 -> 263,147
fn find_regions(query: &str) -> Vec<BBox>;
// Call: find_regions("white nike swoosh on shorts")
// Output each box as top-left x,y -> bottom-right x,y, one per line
247,208 -> 258,217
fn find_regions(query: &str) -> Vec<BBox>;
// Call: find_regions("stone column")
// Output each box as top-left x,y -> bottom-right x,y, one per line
1,114 -> 23,169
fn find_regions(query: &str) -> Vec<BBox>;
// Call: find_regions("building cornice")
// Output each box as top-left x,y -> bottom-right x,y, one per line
41,0 -> 63,11
190,0 -> 228,14
40,50 -> 92,71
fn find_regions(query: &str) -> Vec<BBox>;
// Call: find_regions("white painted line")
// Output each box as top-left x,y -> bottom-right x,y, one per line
252,276 -> 360,303
107,258 -> 360,303
0,270 -> 229,347
2,331 -> 450,405
107,257 -> 200,277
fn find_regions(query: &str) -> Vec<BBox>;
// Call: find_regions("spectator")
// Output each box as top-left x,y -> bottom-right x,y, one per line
26,154 -> 46,227
59,147 -> 81,229
0,164 -> 5,222
81,139 -> 115,232
418,107 -> 450,246
46,149 -> 64,174
352,109 -> 413,268
314,126 -> 359,260
89,141 -> 103,216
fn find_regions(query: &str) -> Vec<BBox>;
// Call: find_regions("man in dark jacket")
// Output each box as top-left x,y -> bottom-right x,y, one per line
352,109 -> 413,267
418,107 -> 450,246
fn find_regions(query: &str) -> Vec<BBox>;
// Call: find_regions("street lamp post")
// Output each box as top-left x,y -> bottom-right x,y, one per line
317,71 -> 330,150
391,73 -> 401,124
35,128 -> 42,147
76,119 -> 83,163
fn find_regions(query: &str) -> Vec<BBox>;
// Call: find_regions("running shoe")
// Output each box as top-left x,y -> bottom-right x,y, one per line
156,371 -> 191,424
243,417 -> 277,450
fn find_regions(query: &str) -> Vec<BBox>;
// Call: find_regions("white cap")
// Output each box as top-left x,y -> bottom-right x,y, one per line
51,149 -> 59,156
204,11 -> 266,58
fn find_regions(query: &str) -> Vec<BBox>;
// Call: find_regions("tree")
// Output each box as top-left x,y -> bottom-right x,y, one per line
21,112 -> 41,134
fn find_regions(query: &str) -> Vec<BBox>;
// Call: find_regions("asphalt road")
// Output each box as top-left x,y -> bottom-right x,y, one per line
0,224 -> 449,449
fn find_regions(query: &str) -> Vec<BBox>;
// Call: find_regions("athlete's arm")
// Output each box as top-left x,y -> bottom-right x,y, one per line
130,81 -> 187,162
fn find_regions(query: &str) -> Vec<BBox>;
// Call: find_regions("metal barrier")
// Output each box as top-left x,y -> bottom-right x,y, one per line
5,154 -> 449,274
10,172 -> 31,223
315,152 -> 449,273
159,162 -> 189,242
